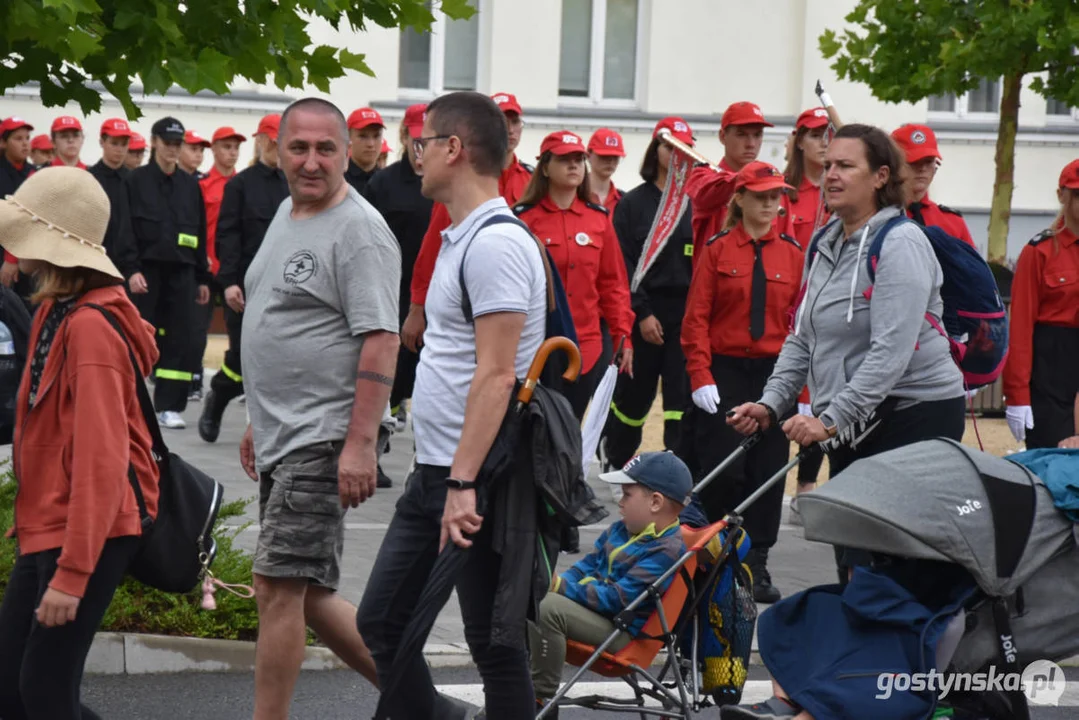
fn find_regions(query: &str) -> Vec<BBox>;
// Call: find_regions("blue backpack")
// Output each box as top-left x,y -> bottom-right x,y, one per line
806,215 -> 1008,389
459,214 -> 578,345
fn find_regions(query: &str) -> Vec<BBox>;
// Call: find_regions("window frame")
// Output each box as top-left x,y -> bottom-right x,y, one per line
1046,97 -> 1079,124
397,0 -> 488,99
557,0 -> 647,109
927,78 -> 1003,122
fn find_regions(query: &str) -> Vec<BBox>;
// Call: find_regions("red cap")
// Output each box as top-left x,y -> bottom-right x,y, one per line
796,107 -> 830,131
587,128 -> 626,157
733,161 -> 793,193
539,131 -> 585,158
0,117 -> 33,136
491,92 -> 523,116
380,139 -> 392,154
348,107 -> 384,131
653,117 -> 694,145
212,126 -> 247,143
51,116 -> 83,133
403,103 -> 426,139
30,134 -> 54,151
721,102 -> 773,129
100,118 -> 133,138
255,114 -> 281,141
1059,159 -> 1079,190
891,124 -> 941,164
184,130 -> 211,148
128,132 -> 147,151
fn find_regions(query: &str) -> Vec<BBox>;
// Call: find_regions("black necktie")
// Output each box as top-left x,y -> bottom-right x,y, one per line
909,201 -> 926,226
750,240 -> 766,341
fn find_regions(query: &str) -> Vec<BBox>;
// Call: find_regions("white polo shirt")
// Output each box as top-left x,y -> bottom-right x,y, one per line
411,197 -> 547,467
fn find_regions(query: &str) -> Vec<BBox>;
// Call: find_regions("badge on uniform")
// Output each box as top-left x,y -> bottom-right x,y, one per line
575,232 -> 591,246
178,233 -> 198,249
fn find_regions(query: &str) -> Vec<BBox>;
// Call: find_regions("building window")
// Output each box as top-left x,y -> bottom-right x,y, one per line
928,78 -> 1001,118
398,3 -> 482,95
559,0 -> 642,105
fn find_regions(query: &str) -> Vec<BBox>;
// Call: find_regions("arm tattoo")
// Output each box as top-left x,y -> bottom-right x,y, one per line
357,370 -> 394,387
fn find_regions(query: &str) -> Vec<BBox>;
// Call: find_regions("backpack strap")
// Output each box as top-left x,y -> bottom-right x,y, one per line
865,214 -> 915,283
460,214 -> 555,324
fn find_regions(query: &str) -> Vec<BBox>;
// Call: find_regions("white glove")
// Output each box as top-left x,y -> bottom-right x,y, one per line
1005,405 -> 1034,442
692,385 -> 720,415
965,387 -> 982,402
798,403 -> 813,417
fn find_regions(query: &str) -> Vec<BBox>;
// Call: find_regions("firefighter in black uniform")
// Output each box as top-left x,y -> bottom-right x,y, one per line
125,116 -> 211,429
344,107 -> 384,195
88,118 -> 140,280
602,117 -> 695,471
198,114 -> 288,443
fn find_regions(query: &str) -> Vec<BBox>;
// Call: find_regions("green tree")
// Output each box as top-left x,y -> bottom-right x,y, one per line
820,0 -> 1079,264
0,0 -> 474,119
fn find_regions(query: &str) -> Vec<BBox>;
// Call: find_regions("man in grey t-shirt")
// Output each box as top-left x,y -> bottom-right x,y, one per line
239,98 -> 400,720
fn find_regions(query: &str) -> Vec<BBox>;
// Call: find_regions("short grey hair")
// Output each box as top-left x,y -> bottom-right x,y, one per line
280,97 -> 349,145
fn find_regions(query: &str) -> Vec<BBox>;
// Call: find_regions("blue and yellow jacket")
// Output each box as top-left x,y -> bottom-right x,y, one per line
553,519 -> 685,636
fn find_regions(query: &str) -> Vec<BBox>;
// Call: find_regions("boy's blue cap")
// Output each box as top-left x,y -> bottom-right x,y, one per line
600,451 -> 692,504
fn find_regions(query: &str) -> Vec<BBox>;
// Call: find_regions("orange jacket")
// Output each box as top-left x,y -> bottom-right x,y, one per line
1003,226 -> 1079,405
685,158 -> 739,262
783,178 -> 829,248
593,184 -> 623,215
517,196 -> 635,373
681,223 -> 804,391
199,166 -> 236,275
10,286 -> 160,598
409,157 -> 533,306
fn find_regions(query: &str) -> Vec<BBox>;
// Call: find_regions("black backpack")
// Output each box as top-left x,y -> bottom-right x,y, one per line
0,286 -> 31,445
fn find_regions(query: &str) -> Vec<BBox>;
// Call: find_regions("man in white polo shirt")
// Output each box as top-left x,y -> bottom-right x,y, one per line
357,91 -> 547,719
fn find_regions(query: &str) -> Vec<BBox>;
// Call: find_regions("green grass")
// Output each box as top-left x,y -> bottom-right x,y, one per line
0,466 -> 261,641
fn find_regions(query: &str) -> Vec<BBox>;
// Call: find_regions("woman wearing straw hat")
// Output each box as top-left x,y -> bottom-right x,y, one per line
0,167 -> 161,720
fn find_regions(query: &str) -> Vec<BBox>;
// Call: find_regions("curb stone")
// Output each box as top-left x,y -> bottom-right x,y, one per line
85,633 -> 1079,675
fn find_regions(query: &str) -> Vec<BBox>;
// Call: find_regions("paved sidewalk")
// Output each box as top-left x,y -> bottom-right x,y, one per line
165,382 -> 838,646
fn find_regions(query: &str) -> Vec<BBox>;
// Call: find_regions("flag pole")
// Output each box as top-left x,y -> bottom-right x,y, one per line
656,129 -> 721,172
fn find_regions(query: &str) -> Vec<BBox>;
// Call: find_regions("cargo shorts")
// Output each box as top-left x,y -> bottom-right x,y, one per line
253,441 -> 347,589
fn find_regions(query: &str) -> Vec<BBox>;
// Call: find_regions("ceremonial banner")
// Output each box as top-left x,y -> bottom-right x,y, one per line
630,145 -> 693,292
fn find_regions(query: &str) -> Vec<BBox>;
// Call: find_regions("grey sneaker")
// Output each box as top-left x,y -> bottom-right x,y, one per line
720,696 -> 801,719
788,496 -> 803,527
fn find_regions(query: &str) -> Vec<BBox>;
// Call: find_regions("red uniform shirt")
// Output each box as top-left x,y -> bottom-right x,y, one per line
593,184 -> 623,215
681,224 -> 804,392
1002,226 -> 1079,406
410,156 -> 533,305
783,177 -> 829,248
907,195 -> 974,247
685,158 -> 738,261
517,197 -> 634,373
199,167 -> 235,275
50,157 -> 87,170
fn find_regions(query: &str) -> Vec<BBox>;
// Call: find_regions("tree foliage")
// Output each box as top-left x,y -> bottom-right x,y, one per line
819,0 -> 1079,107
0,0 -> 475,119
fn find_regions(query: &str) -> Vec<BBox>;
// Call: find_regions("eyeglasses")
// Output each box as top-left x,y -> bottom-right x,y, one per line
413,135 -> 452,160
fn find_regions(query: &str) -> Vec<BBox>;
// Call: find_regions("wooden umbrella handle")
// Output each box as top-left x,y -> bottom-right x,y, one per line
517,336 -> 581,404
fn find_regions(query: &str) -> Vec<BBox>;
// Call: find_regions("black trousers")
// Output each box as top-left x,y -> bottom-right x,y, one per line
132,261 -> 198,413
356,465 -> 534,719
191,282 -> 221,391
827,395 -> 966,583
0,536 -> 140,720
389,345 -> 419,415
1027,324 -> 1079,449
605,306 -> 689,470
209,305 -> 245,406
695,355 -> 789,552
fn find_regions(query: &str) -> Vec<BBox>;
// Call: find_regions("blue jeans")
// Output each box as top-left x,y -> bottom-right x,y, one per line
357,464 -> 534,718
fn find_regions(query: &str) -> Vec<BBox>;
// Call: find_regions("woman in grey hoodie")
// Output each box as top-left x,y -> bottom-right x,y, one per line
728,124 -> 966,584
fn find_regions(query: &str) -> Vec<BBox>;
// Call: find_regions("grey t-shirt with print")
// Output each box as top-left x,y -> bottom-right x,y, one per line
242,186 -> 401,472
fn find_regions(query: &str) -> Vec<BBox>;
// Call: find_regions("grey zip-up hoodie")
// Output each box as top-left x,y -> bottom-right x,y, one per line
759,206 -> 964,431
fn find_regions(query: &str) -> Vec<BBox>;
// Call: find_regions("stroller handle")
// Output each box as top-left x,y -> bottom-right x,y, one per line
730,444 -> 819,518
685,432 -> 763,501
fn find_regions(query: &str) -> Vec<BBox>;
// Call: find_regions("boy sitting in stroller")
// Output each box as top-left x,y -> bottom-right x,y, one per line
529,452 -> 691,716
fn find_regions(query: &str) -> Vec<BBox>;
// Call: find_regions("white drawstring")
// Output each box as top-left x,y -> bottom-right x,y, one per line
847,224 -> 870,324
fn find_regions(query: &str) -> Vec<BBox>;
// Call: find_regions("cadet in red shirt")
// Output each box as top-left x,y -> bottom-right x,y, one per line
891,124 -> 975,247
1003,158 -> 1079,449
514,130 -> 635,419
685,101 -> 772,260
587,128 -> 625,213
681,161 -> 803,603
29,135 -> 54,168
401,92 -> 534,351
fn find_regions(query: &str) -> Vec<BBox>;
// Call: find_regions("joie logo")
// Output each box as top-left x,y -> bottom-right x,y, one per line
956,499 -> 982,516
1001,634 -> 1017,664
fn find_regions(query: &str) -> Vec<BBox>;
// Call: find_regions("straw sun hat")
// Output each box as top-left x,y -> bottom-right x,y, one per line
0,166 -> 122,279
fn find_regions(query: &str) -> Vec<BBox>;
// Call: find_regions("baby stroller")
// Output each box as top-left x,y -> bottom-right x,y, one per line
798,437 -> 1079,719
538,436 -> 809,719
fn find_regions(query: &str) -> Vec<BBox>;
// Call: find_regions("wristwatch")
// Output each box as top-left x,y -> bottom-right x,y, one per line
445,477 -> 477,491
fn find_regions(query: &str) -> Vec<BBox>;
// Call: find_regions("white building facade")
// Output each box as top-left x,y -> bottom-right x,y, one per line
4,0 -> 1076,261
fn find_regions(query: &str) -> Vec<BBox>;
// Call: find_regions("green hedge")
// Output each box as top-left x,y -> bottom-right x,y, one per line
0,464 -> 260,641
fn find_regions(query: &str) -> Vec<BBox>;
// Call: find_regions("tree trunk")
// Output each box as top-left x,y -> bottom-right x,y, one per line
987,72 -> 1022,264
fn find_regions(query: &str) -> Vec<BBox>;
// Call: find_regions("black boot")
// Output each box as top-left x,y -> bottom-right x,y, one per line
747,548 -> 781,604
197,389 -> 228,443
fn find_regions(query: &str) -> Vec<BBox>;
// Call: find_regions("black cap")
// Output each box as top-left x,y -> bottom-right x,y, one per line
151,117 -> 185,142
